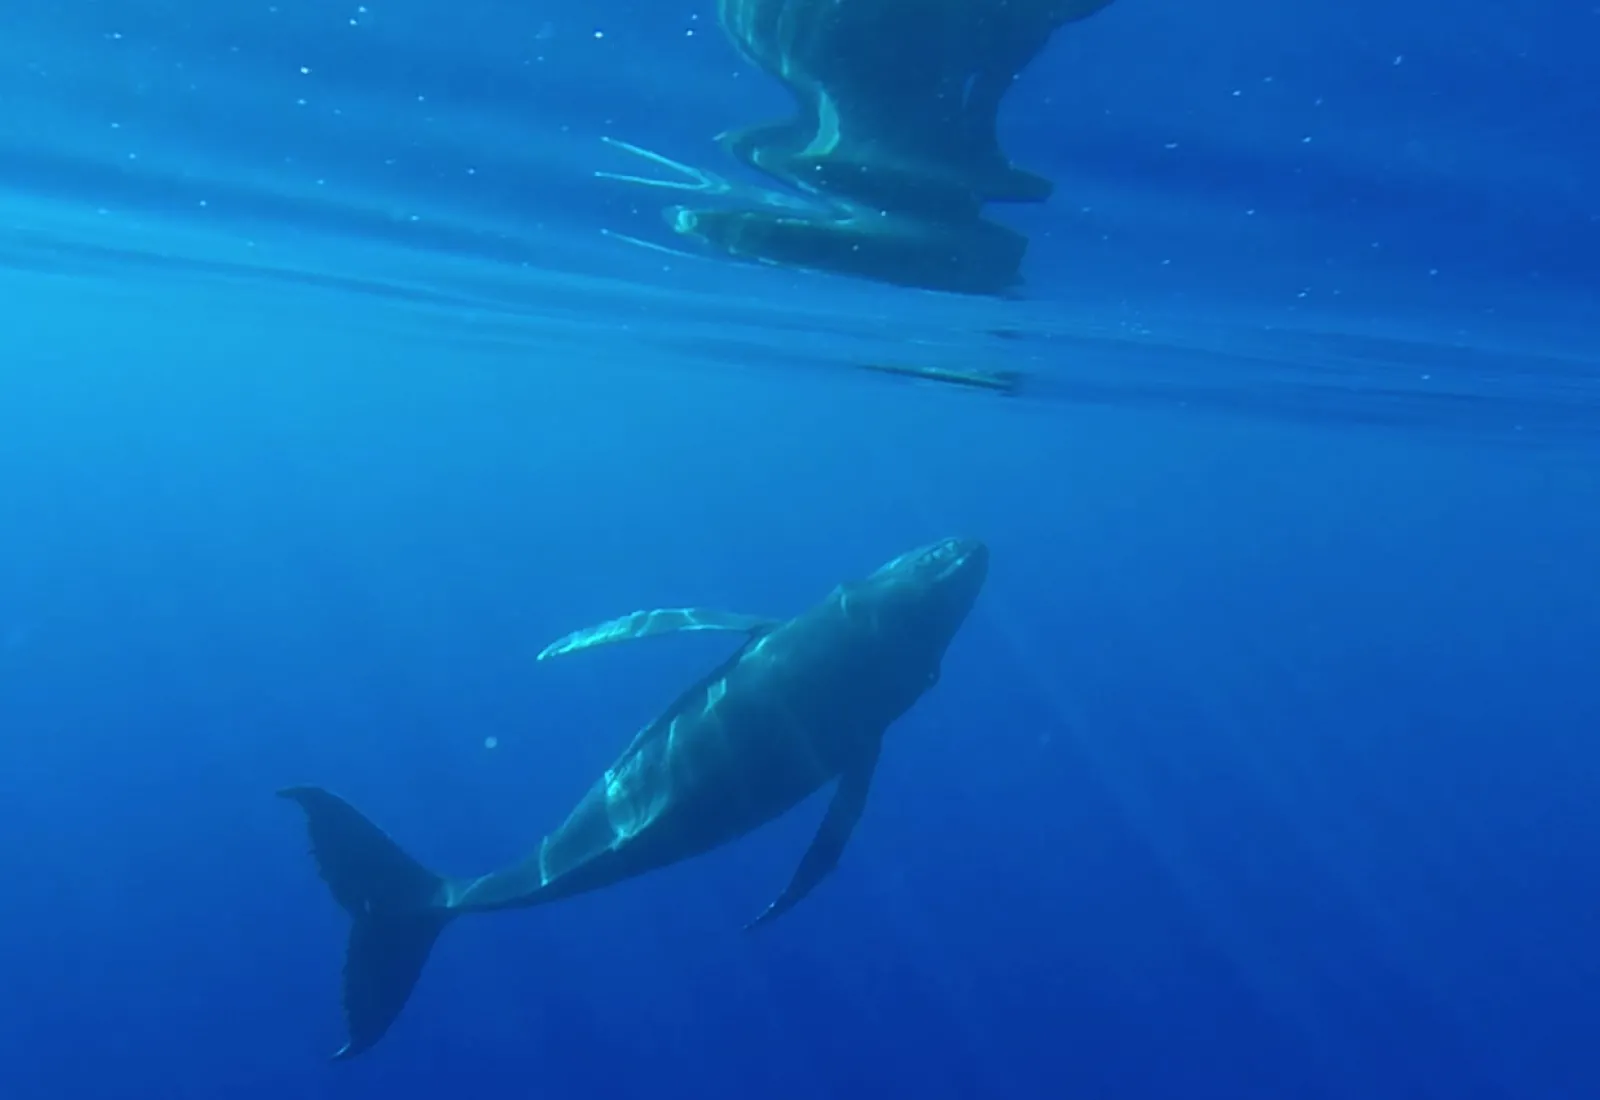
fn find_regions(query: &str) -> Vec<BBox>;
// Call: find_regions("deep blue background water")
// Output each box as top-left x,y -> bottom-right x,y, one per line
1,2 -> 1598,1099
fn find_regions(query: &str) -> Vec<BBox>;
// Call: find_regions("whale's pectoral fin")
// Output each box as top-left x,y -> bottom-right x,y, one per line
278,786 -> 455,1061
595,135 -> 734,195
537,608 -> 781,661
744,738 -> 883,932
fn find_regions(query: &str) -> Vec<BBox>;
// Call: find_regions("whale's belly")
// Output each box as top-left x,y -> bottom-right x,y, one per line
532,626 -> 884,897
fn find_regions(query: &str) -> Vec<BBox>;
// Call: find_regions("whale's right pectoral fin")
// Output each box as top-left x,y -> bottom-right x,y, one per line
537,608 -> 780,661
744,737 -> 883,932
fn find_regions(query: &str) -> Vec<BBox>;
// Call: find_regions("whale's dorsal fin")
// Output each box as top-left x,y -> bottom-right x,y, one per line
536,607 -> 781,661
744,736 -> 883,932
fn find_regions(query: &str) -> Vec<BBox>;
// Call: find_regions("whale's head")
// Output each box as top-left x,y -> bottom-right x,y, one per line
856,537 -> 989,661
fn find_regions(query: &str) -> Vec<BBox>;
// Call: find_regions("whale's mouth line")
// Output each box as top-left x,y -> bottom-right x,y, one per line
920,537 -> 986,584
931,551 -> 968,582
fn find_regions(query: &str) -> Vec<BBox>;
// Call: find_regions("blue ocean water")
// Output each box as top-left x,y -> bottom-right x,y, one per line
1,1 -> 1598,1098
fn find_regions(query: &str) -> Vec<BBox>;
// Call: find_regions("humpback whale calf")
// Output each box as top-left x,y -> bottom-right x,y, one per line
280,537 -> 989,1059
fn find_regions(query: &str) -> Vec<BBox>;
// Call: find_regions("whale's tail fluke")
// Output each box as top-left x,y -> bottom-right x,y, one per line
278,785 -> 454,1061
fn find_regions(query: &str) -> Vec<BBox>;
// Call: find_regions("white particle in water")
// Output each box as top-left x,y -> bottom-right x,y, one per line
484,736 -> 499,750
